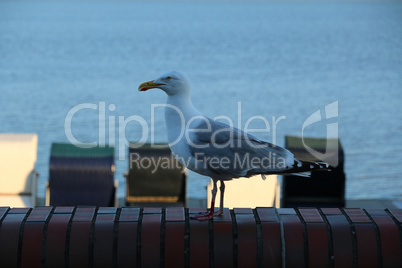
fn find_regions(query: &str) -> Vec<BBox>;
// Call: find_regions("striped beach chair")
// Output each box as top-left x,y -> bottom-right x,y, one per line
47,143 -> 116,206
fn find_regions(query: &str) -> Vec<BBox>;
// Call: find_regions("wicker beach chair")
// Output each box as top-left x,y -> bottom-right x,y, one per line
125,144 -> 187,207
282,136 -> 345,208
47,143 -> 116,206
0,133 -> 39,207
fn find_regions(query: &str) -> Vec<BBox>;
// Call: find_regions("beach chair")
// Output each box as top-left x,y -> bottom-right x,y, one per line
282,135 -> 345,208
125,144 -> 187,207
0,133 -> 39,207
47,143 -> 116,206
207,174 -> 280,209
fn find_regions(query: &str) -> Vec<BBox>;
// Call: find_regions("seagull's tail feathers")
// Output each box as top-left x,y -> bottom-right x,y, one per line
260,159 -> 332,177
288,171 -> 312,177
290,159 -> 332,173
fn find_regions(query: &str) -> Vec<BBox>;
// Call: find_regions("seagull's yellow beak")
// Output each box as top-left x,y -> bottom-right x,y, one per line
138,80 -> 164,92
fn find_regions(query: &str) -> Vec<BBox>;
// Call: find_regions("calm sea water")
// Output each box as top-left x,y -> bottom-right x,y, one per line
1,0 -> 401,200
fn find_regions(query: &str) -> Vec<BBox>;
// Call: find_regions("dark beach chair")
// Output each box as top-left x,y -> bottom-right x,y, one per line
282,136 -> 346,208
47,143 -> 116,206
125,143 -> 187,207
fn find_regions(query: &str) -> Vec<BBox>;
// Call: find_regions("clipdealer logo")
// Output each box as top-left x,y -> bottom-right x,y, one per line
64,101 -> 338,165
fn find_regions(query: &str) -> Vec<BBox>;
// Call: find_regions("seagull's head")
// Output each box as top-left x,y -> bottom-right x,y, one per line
138,71 -> 191,96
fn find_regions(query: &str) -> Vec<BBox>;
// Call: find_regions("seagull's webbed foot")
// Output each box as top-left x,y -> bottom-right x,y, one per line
190,211 -> 215,221
190,208 -> 224,221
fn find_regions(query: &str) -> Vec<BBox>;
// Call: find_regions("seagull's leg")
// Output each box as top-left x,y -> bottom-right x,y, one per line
190,179 -> 217,221
215,180 -> 225,216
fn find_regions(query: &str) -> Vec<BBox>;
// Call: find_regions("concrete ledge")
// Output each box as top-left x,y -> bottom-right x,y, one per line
346,199 -> 400,209
0,206 -> 401,267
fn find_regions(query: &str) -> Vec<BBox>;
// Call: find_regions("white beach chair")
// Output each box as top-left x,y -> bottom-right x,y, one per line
0,133 -> 39,207
207,175 -> 280,209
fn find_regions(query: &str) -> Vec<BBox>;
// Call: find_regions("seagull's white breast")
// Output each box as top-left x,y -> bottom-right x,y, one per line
164,95 -> 203,172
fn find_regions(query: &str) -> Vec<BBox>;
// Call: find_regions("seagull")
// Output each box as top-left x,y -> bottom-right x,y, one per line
139,71 -> 330,221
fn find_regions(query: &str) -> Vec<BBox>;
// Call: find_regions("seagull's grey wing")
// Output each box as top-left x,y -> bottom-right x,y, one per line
187,117 -> 294,178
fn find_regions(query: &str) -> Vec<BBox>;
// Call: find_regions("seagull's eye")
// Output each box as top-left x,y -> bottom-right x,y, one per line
165,76 -> 173,81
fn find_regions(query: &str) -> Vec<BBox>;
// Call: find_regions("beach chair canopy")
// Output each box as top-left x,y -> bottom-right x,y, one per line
126,144 -> 187,207
285,135 -> 344,170
49,143 -> 115,206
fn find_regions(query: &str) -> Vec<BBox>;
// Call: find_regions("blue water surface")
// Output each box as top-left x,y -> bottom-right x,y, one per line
1,0 -> 401,200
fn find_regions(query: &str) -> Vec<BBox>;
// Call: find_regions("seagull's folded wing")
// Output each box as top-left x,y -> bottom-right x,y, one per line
186,117 -> 294,178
